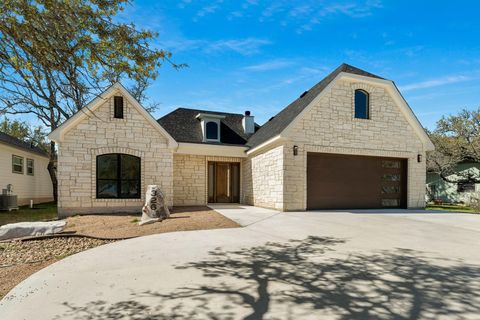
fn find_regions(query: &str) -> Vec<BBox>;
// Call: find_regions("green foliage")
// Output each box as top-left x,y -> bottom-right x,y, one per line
0,0 -> 180,128
0,201 -> 57,226
0,117 -> 49,151
427,108 -> 480,183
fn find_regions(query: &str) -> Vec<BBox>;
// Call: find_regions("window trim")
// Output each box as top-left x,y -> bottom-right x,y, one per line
96,153 -> 141,199
12,155 -> 24,174
354,89 -> 370,120
113,96 -> 124,119
26,158 -> 34,176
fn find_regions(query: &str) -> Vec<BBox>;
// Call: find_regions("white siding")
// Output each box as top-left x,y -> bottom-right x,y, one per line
0,143 -> 53,205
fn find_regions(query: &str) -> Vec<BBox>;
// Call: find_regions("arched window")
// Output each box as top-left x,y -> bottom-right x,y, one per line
96,154 -> 141,199
205,121 -> 219,140
354,89 -> 369,119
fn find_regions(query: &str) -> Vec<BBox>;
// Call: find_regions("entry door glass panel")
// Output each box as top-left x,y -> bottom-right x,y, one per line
208,163 -> 215,203
231,163 -> 240,202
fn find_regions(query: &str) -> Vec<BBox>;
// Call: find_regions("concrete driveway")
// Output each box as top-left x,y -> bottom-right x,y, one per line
1,205 -> 480,319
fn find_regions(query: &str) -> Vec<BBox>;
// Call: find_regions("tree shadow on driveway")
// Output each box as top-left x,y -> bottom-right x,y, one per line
57,236 -> 480,320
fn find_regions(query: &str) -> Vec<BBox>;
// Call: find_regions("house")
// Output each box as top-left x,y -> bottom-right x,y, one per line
427,163 -> 480,204
0,132 -> 54,206
48,63 -> 434,216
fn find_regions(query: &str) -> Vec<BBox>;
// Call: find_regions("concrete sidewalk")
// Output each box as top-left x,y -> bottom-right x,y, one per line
1,207 -> 480,319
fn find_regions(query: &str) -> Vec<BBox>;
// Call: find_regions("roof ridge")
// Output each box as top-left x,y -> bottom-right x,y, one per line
158,107 -> 247,122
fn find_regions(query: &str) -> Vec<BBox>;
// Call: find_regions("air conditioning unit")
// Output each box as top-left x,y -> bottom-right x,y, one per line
1,184 -> 18,211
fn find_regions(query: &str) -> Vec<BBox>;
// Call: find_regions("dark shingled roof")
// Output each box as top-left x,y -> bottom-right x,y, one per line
158,108 -> 258,145
246,63 -> 384,148
0,131 -> 49,157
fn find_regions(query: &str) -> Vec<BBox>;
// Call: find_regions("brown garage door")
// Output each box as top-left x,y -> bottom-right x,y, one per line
307,153 -> 407,209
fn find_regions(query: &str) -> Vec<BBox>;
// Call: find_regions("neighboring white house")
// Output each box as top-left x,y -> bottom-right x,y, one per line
427,163 -> 480,204
49,64 -> 434,216
0,132 -> 54,206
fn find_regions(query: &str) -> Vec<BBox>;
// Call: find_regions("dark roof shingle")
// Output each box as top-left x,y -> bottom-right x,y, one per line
158,108 -> 256,145
246,63 -> 384,148
0,132 -> 49,157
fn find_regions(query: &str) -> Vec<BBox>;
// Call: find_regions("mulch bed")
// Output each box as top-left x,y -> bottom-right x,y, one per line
0,206 -> 239,298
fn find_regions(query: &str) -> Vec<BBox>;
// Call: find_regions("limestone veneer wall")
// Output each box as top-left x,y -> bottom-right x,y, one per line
242,143 -> 284,210
57,92 -> 173,216
283,78 -> 427,210
173,154 -> 243,206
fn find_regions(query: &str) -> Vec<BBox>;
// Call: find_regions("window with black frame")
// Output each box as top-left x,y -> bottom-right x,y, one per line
354,89 -> 369,119
96,154 -> 141,199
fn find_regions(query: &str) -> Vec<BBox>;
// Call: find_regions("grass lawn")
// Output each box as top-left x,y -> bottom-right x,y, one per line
426,204 -> 478,213
0,202 -> 57,226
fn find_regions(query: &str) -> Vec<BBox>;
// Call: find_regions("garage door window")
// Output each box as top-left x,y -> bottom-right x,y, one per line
382,160 -> 400,169
382,174 -> 401,182
381,199 -> 399,207
382,186 -> 400,194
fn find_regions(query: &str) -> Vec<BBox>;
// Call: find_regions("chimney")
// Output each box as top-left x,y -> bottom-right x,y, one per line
242,110 -> 255,134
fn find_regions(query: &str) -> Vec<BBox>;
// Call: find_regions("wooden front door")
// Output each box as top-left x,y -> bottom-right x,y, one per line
208,162 -> 240,203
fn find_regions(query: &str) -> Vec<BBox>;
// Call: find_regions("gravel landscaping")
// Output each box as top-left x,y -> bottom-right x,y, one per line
0,206 -> 239,298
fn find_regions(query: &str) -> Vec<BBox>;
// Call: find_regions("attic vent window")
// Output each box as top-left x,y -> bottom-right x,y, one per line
206,121 -> 219,140
196,113 -> 225,142
114,96 -> 124,119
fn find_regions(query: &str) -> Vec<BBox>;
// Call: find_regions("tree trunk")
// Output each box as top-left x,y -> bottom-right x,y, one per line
48,140 -> 58,203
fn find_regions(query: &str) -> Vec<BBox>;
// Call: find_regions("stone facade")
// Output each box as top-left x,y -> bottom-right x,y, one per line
280,78 -> 426,210
242,143 -> 284,210
55,74 -> 430,214
173,154 -> 243,206
57,91 -> 173,216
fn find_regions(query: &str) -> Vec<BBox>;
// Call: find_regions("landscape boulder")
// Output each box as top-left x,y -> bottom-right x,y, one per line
0,220 -> 66,241
139,185 -> 170,226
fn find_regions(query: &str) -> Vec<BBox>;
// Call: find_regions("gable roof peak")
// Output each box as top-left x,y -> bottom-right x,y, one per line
336,63 -> 385,80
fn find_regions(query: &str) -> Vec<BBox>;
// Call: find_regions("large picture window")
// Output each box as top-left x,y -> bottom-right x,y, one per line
96,154 -> 141,199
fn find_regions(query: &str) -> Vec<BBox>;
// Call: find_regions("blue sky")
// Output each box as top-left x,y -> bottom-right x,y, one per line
120,0 -> 480,128
112,1 -> 479,129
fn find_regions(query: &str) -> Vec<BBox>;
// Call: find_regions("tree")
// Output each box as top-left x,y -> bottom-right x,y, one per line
0,117 -> 48,151
427,108 -> 480,183
0,0 -> 183,201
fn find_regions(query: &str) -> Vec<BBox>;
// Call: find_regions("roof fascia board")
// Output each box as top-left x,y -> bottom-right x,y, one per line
246,135 -> 285,155
176,142 -> 247,157
195,113 -> 226,120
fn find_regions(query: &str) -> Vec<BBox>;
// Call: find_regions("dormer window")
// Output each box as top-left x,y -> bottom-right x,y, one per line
196,113 -> 225,142
205,121 -> 219,140
114,96 -> 124,119
354,89 -> 369,119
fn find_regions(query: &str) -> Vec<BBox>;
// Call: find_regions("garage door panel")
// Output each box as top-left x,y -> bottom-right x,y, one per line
307,153 -> 407,210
